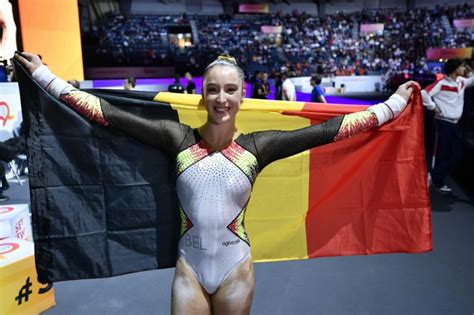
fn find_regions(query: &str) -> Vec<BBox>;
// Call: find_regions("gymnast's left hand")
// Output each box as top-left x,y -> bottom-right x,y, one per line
14,51 -> 43,74
394,80 -> 420,103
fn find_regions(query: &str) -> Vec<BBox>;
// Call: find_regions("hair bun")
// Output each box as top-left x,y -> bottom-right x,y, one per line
204,54 -> 245,81
216,55 -> 238,66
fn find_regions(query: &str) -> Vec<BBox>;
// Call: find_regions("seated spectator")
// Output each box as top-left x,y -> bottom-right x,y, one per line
84,4 -> 473,79
168,74 -> 185,93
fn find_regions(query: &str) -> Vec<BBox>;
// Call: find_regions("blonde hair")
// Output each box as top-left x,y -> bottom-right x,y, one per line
204,55 -> 245,81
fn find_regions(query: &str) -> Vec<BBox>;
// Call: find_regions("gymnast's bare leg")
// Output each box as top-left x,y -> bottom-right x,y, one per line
171,256 -> 254,315
171,258 -> 212,315
211,255 -> 254,315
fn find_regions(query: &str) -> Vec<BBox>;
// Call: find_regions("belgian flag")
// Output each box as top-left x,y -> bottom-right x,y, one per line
16,62 -> 432,283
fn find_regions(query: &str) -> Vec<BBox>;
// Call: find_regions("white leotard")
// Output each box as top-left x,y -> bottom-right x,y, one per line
176,141 -> 256,294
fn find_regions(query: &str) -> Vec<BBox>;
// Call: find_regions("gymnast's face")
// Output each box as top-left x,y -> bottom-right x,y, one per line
202,65 -> 245,125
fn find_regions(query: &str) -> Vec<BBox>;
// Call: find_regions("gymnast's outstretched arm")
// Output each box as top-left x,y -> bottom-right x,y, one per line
15,52 -> 190,156
251,81 -> 418,169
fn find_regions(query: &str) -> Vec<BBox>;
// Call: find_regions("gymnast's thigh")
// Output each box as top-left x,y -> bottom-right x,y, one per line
211,255 -> 254,315
171,258 -> 212,315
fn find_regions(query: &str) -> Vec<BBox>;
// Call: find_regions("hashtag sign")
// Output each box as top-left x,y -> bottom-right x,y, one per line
15,277 -> 33,305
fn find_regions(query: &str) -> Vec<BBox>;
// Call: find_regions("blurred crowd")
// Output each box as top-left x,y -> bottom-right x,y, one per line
86,3 -> 473,78
83,14 -> 186,66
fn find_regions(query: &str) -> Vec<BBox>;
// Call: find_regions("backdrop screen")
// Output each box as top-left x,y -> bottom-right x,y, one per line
17,0 -> 83,80
0,0 -> 21,62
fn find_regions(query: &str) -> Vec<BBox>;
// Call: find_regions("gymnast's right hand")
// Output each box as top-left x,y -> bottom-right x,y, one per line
15,51 -> 111,126
14,51 -> 43,74
14,52 -> 72,99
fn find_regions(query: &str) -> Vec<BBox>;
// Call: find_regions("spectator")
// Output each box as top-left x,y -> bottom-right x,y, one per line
67,80 -> 81,89
255,72 -> 270,99
310,74 -> 326,103
84,5 -> 473,78
251,71 -> 262,99
282,71 -> 296,101
274,73 -> 283,100
421,59 -> 474,192
0,134 -> 25,202
0,60 -> 7,82
184,72 -> 196,94
168,74 -> 185,93
0,163 -> 8,201
124,77 -> 136,90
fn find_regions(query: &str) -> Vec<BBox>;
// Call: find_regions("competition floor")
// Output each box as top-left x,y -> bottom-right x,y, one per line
2,176 -> 473,315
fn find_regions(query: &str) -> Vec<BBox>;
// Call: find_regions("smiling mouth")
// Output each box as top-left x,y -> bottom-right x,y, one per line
214,107 -> 230,113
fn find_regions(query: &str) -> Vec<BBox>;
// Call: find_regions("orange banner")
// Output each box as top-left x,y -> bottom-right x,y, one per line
426,48 -> 473,60
18,0 -> 83,80
239,4 -> 269,13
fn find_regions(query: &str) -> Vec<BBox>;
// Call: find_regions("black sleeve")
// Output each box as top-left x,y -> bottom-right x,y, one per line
251,116 -> 344,169
251,109 -> 380,169
101,100 -> 191,157
57,88 -> 191,156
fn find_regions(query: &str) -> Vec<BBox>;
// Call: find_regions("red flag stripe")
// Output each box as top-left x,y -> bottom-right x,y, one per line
305,93 -> 432,258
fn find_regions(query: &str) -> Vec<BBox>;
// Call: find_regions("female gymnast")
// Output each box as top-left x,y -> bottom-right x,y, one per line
15,52 -> 418,315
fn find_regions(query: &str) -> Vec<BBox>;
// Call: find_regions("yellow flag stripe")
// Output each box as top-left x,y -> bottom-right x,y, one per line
153,92 -> 304,113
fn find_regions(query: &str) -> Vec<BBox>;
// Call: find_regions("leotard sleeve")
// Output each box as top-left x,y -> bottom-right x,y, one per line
250,95 -> 406,169
32,65 -> 190,156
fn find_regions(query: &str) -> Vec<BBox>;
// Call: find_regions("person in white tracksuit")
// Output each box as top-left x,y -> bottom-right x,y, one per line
422,59 -> 474,192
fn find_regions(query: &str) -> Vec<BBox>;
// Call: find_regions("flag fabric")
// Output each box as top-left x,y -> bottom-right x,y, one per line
16,62 -> 432,283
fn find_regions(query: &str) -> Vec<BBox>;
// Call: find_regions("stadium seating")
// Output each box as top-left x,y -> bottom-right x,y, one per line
87,4 -> 473,76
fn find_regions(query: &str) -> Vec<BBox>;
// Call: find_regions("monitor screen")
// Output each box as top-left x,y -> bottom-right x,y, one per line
0,0 -> 22,63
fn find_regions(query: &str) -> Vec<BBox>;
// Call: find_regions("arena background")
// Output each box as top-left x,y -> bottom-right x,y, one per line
0,0 -> 473,314
9,0 -> 473,192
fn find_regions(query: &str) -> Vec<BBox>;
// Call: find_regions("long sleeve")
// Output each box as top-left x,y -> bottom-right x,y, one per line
462,74 -> 474,89
421,80 -> 442,111
99,100 -> 190,156
421,90 -> 437,111
251,95 -> 406,169
32,65 -> 190,156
